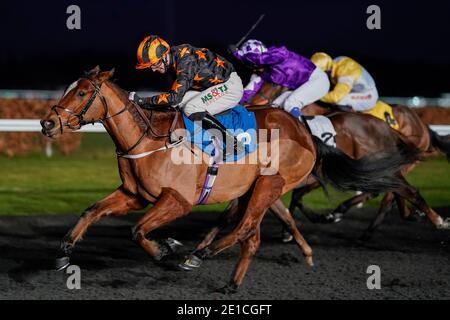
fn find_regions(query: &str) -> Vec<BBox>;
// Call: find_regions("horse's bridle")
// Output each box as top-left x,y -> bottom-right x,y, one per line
51,77 -> 128,134
51,76 -> 180,156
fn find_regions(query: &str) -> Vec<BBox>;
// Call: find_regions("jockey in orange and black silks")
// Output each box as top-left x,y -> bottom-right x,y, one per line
130,35 -> 245,154
232,39 -> 330,119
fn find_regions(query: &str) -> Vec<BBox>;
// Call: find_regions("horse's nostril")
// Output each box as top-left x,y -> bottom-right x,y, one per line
43,120 -> 55,130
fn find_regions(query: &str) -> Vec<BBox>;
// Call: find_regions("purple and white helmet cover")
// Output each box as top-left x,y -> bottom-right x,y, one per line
237,39 -> 268,58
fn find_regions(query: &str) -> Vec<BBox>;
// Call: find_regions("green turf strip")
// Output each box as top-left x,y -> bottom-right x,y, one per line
0,133 -> 448,215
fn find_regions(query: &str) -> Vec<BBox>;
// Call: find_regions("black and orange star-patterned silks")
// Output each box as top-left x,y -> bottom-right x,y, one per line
145,44 -> 234,107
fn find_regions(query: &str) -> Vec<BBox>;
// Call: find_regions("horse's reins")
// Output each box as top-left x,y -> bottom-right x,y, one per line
116,103 -> 181,158
51,77 -> 182,159
131,100 -> 179,140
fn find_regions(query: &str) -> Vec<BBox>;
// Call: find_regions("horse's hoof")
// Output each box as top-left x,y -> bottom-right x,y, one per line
281,230 -> 293,243
55,256 -> 70,271
415,210 -> 426,219
166,238 -> 183,252
404,209 -> 425,222
437,218 -> 450,230
305,255 -> 314,267
330,212 -> 344,223
178,253 -> 203,271
216,283 -> 238,295
318,213 -> 341,224
156,238 -> 183,260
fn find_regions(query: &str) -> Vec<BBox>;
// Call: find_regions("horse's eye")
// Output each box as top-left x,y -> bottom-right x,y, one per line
78,91 -> 85,97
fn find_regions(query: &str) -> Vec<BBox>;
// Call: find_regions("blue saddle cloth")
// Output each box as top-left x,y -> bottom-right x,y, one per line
182,106 -> 258,162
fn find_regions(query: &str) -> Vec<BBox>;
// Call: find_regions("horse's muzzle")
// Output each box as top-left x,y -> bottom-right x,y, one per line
40,119 -> 57,137
41,119 -> 55,130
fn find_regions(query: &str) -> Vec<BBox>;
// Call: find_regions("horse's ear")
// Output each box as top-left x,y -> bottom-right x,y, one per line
97,68 -> 115,83
86,65 -> 100,78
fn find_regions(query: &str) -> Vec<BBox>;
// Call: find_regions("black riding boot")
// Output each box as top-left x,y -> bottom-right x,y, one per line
200,113 -> 245,158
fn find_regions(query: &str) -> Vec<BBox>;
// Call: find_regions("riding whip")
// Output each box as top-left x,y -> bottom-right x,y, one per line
235,14 -> 266,48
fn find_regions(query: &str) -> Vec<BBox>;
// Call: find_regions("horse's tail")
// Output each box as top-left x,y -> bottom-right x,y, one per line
428,128 -> 450,161
312,137 -> 419,194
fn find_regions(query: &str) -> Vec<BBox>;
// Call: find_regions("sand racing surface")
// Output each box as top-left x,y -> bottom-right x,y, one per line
1,207 -> 449,300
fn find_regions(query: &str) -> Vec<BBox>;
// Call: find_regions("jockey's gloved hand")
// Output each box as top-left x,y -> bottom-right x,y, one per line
129,92 -> 144,106
289,107 -> 303,118
227,44 -> 238,55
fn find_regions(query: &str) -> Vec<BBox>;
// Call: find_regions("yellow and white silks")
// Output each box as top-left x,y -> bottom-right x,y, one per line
311,53 -> 379,112
311,53 -> 399,130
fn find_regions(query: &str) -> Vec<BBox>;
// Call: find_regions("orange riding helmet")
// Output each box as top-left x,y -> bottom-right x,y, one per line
136,35 -> 171,69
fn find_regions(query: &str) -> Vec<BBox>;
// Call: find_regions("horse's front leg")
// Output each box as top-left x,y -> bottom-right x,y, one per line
395,178 -> 450,229
196,199 -> 241,250
56,186 -> 147,270
288,180 -> 322,223
195,175 -> 285,292
179,197 -> 250,271
132,188 -> 192,260
360,192 -> 395,241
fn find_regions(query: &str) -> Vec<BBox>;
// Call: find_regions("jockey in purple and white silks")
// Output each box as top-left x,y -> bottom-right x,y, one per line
233,39 -> 330,118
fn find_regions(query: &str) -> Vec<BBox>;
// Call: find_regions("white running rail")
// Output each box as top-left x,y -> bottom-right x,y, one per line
0,119 -> 105,132
0,120 -> 449,135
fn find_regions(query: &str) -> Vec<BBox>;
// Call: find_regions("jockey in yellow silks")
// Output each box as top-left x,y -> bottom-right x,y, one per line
311,52 -> 399,129
311,52 -> 378,112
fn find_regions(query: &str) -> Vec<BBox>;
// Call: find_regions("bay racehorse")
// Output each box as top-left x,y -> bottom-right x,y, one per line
189,83 -> 450,253
41,67 -> 418,291
251,83 -> 450,238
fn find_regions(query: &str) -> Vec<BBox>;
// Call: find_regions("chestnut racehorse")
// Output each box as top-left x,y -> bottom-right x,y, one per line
41,67 -> 418,291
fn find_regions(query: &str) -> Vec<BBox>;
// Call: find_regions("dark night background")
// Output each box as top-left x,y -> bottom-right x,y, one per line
1,0 -> 449,96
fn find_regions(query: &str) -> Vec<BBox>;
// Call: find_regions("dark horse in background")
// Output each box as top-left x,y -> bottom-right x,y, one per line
256,83 -> 450,237
187,83 -> 450,257
41,67 -> 419,291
